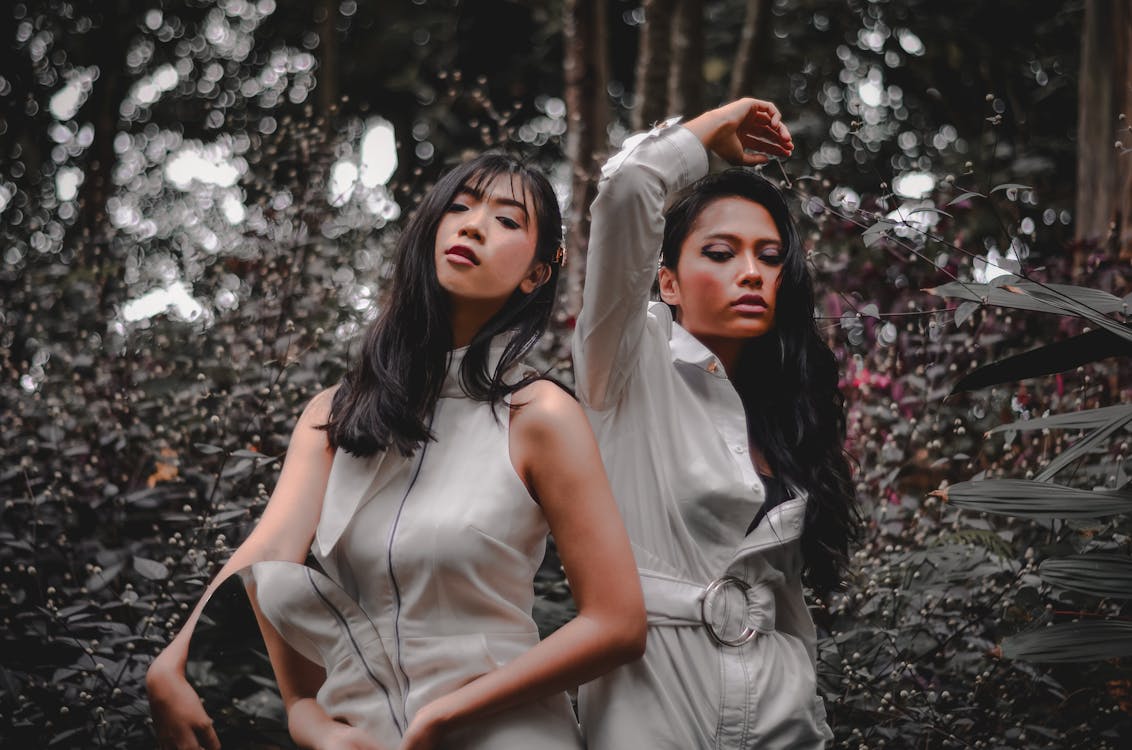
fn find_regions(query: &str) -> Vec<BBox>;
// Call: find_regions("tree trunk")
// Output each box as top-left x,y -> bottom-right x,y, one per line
1075,0 -> 1132,258
668,0 -> 704,117
563,0 -> 610,319
316,0 -> 339,117
631,0 -> 676,130
728,0 -> 772,100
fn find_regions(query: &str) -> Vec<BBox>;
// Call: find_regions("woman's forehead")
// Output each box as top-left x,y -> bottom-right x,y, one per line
461,170 -> 535,213
688,196 -> 781,241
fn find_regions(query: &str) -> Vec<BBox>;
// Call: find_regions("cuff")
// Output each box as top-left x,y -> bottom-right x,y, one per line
601,115 -> 709,189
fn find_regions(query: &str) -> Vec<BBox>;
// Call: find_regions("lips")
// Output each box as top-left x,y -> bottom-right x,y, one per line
731,293 -> 768,314
444,244 -> 480,266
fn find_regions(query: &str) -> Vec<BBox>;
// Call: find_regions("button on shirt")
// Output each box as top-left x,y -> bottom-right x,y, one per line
572,121 -> 831,748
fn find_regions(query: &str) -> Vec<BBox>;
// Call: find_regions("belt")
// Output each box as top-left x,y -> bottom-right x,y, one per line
639,569 -> 776,647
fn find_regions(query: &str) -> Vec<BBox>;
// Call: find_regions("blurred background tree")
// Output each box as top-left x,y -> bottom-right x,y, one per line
2,0 -> 1129,747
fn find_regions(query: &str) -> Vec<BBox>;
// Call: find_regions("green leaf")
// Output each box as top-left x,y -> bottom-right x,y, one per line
907,206 -> 954,219
133,556 -> 169,581
194,443 -> 223,455
990,183 -> 1033,194
862,220 -> 893,247
926,279 -> 1125,315
1001,620 -> 1132,662
944,479 -> 1132,520
927,279 -> 1132,344
987,404 -> 1132,434
954,300 -> 979,327
952,331 -> 1132,393
1032,409 -> 1132,481
946,191 -> 985,206
1039,554 -> 1132,599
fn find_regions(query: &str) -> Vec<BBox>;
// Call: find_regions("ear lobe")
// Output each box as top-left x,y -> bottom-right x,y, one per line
520,262 -> 552,294
657,266 -> 681,306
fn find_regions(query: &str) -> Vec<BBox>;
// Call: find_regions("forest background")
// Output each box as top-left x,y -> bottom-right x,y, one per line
2,0 -> 1131,747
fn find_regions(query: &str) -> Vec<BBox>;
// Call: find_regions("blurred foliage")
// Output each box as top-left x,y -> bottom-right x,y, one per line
2,0 -> 1131,748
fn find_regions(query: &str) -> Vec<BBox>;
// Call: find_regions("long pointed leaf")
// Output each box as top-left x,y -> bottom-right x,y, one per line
944,479 -> 1132,519
987,404 -> 1132,435
1038,554 -> 1132,599
1001,620 -> 1132,662
1033,411 -> 1132,481
952,331 -> 1132,393
926,280 -> 1126,315
1023,286 -> 1132,344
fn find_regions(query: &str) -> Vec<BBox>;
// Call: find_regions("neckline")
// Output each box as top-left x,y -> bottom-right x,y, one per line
440,336 -> 513,399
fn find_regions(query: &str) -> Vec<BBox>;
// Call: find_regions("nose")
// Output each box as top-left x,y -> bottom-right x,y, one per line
737,251 -> 762,288
458,206 -> 486,243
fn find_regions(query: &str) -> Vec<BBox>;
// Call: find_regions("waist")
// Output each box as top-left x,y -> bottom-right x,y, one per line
639,568 -> 777,647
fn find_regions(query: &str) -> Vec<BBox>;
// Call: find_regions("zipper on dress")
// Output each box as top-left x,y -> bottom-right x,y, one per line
385,414 -> 434,702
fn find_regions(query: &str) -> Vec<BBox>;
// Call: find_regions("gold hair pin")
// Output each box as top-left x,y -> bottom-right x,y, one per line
554,245 -> 567,267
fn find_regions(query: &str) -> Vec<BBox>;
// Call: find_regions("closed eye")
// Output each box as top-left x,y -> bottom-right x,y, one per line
447,202 -> 470,213
760,248 -> 784,265
702,243 -> 734,261
497,216 -> 521,229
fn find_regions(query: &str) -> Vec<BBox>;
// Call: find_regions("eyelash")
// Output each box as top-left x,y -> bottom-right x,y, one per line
701,245 -> 784,264
447,203 -> 521,229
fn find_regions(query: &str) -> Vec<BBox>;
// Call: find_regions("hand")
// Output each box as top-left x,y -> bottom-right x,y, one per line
316,722 -> 388,750
396,701 -> 447,750
146,657 -> 221,750
683,98 -> 793,166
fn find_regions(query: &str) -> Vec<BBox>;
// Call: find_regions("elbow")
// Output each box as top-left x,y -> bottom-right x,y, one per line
606,611 -> 648,664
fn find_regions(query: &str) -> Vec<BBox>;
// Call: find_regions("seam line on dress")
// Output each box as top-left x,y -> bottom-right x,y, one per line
305,567 -> 404,735
386,413 -> 434,704
714,644 -> 726,749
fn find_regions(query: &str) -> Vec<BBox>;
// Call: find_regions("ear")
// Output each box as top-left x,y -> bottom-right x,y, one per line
519,261 -> 552,294
657,265 -> 682,307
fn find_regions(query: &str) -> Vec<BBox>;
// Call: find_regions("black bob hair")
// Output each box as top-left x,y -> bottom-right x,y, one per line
661,169 -> 861,598
323,153 -> 563,458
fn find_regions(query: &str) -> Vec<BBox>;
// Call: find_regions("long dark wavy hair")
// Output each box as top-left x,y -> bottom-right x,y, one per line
660,169 -> 860,598
323,153 -> 563,458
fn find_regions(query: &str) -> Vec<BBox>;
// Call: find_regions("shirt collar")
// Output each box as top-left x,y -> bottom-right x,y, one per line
668,316 -> 727,377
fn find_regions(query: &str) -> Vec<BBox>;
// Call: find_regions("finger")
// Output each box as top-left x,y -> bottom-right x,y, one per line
739,113 -> 792,149
739,132 -> 792,157
746,98 -> 782,125
741,152 -> 770,166
196,722 -> 222,750
743,120 -> 792,147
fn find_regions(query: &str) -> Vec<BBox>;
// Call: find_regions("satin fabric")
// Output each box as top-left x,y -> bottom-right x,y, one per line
573,122 -> 833,749
255,346 -> 583,749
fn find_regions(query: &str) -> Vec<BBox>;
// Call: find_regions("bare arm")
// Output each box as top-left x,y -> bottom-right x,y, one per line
396,381 -> 646,750
146,387 -> 338,750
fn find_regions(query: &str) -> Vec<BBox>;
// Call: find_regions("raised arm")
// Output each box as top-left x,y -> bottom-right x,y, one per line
572,121 -> 708,410
573,98 -> 792,410
146,387 -> 337,750
394,380 -> 646,750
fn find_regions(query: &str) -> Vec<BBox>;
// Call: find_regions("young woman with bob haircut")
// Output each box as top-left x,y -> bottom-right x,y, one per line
147,153 -> 646,750
574,98 -> 860,749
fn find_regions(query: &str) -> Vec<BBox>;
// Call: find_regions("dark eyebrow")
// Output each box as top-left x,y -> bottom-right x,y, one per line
702,232 -> 780,247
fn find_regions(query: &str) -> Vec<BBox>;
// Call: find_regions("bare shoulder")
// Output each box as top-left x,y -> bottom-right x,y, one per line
297,384 -> 340,427
509,379 -> 587,443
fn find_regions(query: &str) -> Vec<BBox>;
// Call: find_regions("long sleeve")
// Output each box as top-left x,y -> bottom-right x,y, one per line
573,122 -> 709,411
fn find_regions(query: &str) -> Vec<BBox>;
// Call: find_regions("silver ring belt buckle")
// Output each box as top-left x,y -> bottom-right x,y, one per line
700,576 -> 758,647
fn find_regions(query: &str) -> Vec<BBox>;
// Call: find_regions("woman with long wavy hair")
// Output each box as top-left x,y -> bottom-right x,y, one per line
146,153 -> 646,750
574,98 -> 860,748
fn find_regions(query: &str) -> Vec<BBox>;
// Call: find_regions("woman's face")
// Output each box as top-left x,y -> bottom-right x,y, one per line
659,196 -> 785,342
433,173 -> 547,305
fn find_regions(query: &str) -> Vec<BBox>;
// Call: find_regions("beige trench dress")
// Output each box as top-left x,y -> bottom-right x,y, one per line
573,121 -> 834,749
250,346 -> 583,749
